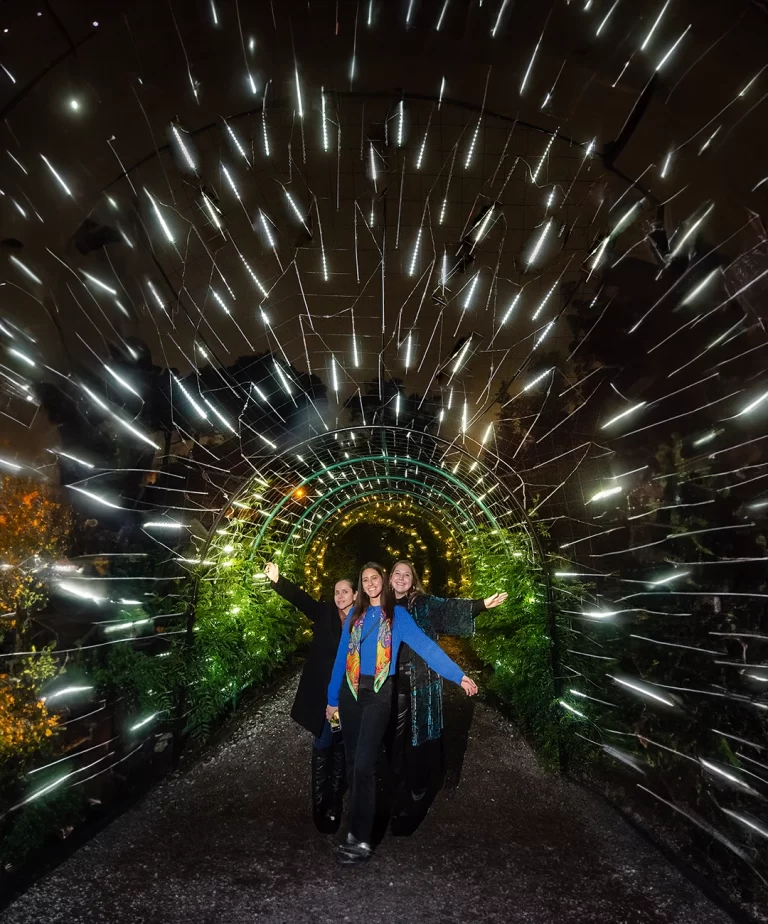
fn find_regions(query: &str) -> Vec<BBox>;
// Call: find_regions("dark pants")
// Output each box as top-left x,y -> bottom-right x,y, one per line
339,674 -> 393,844
389,676 -> 439,795
313,719 -> 334,750
388,688 -> 410,782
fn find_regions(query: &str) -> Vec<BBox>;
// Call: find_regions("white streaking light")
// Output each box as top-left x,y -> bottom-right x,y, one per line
681,268 -> 720,305
436,0 -> 449,31
465,119 -> 481,169
641,0 -> 670,50
9,256 -> 42,286
655,25 -> 692,72
81,271 -> 117,296
8,347 -> 36,367
588,485 -> 623,504
144,188 -> 174,243
595,0 -> 621,36
670,204 -> 715,258
40,154 -> 74,197
491,0 -> 510,36
171,124 -> 197,172
321,88 -> 329,151
104,365 -> 142,399
527,219 -> 552,267
522,368 -> 552,392
294,68 -> 304,118
173,376 -> 208,420
408,227 -> 423,276
501,292 -> 521,325
601,402 -> 647,428
649,571 -> 690,586
463,272 -> 480,309
736,389 -> 768,417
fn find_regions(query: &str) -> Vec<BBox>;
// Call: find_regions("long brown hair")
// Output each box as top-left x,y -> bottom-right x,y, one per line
390,559 -> 426,603
350,562 -> 394,629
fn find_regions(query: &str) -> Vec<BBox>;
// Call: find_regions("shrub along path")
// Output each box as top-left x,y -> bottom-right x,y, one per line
1,670 -> 733,924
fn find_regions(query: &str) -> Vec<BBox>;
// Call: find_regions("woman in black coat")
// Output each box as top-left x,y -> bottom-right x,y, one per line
264,562 -> 355,834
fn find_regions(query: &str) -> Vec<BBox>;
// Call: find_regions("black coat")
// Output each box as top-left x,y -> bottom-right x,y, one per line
270,575 -> 343,739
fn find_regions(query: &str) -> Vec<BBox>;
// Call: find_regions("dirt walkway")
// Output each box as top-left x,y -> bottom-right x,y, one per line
1,672 -> 733,924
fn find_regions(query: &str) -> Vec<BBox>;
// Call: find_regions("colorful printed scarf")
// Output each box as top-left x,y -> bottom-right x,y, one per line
345,607 -> 392,698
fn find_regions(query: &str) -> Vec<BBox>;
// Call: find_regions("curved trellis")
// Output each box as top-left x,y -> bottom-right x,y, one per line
0,0 -> 767,911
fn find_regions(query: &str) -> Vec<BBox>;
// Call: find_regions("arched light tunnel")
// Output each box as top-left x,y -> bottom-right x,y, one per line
190,425 -> 557,737
1,0 -> 768,916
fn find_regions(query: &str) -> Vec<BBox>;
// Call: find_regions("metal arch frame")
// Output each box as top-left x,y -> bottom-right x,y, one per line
239,426 -> 553,569
289,490 -> 469,584
278,482 -> 477,553
295,490 -> 465,552
201,426 -> 555,666
195,426 -> 564,768
215,425 -> 531,542
246,454 -> 503,550
98,93 -> 656,206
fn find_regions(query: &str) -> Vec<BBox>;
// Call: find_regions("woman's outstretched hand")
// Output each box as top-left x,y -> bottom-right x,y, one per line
325,704 -> 336,722
484,591 -> 508,609
460,676 -> 479,696
264,562 -> 279,582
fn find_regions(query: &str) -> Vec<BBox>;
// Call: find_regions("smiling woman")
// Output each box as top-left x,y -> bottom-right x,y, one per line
0,0 -> 767,909
263,561 -> 355,834
387,559 -> 508,823
326,561 -> 478,863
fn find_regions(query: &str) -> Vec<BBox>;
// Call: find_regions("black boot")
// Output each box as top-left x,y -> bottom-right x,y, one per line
336,832 -> 372,864
311,746 -> 335,834
324,731 -> 346,832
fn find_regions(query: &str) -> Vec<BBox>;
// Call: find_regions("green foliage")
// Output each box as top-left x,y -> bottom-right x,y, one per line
90,638 -> 173,716
183,558 -> 305,740
467,528 -> 562,767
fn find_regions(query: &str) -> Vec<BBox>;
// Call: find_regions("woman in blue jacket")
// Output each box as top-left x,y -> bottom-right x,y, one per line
326,562 -> 477,864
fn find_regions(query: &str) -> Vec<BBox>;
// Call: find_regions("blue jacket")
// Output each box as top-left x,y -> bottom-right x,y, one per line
327,604 -> 465,707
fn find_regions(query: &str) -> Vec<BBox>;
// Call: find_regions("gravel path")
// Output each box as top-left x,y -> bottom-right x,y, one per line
1,671 -> 733,924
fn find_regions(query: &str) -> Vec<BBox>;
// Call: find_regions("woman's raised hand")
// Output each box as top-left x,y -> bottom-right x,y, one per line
264,562 -> 279,582
460,676 -> 478,696
484,591 -> 508,609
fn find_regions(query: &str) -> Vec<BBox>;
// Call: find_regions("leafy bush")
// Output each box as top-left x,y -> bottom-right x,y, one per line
0,650 -> 61,789
90,639 -> 174,717
467,528 -> 562,766
182,557 -> 306,740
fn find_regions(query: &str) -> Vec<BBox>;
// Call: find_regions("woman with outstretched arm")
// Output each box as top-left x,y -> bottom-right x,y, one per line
388,560 -> 507,812
326,562 -> 478,864
263,562 -> 355,834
